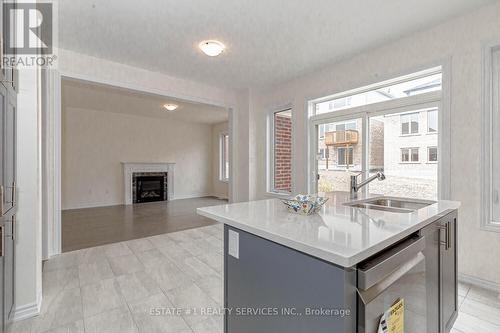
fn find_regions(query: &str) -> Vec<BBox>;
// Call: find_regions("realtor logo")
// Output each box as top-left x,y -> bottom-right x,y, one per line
2,1 -> 57,68
3,2 -> 53,55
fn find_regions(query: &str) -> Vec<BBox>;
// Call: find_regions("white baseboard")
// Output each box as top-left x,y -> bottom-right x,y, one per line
211,194 -> 229,200
62,201 -> 123,210
210,193 -> 229,200
172,193 -> 211,200
12,298 -> 42,322
459,273 -> 500,292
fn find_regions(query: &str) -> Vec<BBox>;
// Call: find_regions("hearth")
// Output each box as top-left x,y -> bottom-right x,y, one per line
132,172 -> 168,203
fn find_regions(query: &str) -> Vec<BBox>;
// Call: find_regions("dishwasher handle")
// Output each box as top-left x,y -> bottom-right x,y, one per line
357,235 -> 425,290
357,251 -> 425,305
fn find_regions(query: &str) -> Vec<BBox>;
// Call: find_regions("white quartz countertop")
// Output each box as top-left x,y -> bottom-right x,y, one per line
197,192 -> 460,267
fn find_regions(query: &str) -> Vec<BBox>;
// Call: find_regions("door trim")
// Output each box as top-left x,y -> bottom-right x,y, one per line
45,69 -> 237,256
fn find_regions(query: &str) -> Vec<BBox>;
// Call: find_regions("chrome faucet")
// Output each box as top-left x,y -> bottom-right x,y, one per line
350,171 -> 386,198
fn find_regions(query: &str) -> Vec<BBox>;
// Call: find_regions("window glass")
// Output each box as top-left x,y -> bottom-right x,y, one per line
401,149 -> 410,162
411,148 -> 419,162
315,72 -> 442,115
337,147 -> 354,166
401,148 -> 419,162
428,147 -> 438,162
401,113 -> 419,135
319,124 -> 325,138
219,134 -> 229,181
368,109 -> 437,200
317,118 -> 363,192
490,49 -> 500,224
427,109 -> 438,133
271,109 -> 292,193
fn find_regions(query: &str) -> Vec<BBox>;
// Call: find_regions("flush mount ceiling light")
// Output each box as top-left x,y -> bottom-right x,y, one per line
199,40 -> 225,57
163,104 -> 178,111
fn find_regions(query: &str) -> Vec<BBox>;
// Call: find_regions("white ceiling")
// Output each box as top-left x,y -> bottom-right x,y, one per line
59,0 -> 494,89
62,79 -> 229,124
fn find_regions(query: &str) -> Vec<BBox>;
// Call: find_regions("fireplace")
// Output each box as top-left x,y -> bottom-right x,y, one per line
122,162 -> 175,205
132,172 -> 168,203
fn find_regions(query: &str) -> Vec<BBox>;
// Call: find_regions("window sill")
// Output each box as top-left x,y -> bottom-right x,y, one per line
266,191 -> 292,198
399,133 -> 421,137
481,222 -> 500,233
426,132 -> 438,135
399,162 -> 421,164
426,162 -> 438,164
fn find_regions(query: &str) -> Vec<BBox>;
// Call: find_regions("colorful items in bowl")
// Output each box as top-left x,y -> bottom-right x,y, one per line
281,195 -> 329,216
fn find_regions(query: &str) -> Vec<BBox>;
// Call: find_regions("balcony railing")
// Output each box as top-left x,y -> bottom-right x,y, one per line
324,130 -> 359,146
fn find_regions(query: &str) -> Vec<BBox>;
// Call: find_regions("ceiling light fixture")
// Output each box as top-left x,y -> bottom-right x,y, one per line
199,40 -> 225,57
163,104 -> 178,111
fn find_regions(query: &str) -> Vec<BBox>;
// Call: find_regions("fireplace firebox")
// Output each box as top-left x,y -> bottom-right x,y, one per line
132,172 -> 168,203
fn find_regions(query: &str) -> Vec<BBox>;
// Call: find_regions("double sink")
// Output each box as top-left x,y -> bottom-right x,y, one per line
344,196 -> 435,213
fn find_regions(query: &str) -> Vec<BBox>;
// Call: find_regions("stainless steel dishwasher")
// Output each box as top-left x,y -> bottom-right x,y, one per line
357,235 -> 427,333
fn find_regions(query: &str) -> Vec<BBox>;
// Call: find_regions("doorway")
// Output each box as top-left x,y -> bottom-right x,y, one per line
43,73 -> 236,256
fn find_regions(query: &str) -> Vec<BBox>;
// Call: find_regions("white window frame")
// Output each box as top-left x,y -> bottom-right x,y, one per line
400,112 -> 419,136
219,132 -> 229,182
311,67 -> 442,117
400,147 -> 420,163
427,109 -> 438,134
307,65 -> 451,200
337,147 -> 354,166
481,43 -> 500,232
267,107 -> 293,196
427,146 -> 438,163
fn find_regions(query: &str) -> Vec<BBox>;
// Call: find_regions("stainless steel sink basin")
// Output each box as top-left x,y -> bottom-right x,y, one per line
344,197 -> 436,213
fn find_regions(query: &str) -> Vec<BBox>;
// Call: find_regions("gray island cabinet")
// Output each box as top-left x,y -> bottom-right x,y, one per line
197,193 -> 460,333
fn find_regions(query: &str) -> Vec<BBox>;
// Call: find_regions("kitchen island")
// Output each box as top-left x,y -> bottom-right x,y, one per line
197,192 -> 460,333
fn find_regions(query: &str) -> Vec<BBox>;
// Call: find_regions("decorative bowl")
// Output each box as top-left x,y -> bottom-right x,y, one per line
281,195 -> 329,216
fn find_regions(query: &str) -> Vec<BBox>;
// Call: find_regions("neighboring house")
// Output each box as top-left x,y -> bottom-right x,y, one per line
317,76 -> 439,179
317,119 -> 363,171
317,118 -> 384,172
383,108 -> 438,180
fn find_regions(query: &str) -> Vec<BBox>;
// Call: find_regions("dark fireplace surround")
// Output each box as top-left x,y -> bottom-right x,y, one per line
132,172 -> 168,203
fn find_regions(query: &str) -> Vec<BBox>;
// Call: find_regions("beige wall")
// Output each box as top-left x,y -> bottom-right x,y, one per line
248,2 -> 500,284
62,107 -> 215,209
57,49 -> 250,203
212,122 -> 229,199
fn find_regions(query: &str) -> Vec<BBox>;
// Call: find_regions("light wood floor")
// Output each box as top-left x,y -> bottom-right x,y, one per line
61,197 -> 227,252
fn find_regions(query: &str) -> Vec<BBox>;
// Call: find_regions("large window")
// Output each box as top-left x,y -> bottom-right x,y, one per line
401,113 -> 419,135
483,46 -> 500,230
219,133 -> 229,182
269,109 -> 292,193
312,68 -> 442,200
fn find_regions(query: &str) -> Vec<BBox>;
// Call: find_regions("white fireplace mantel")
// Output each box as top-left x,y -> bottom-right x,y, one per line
122,162 -> 175,204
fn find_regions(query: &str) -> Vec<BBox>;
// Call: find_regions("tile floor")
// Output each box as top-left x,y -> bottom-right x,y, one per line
9,223 -> 500,333
9,224 -> 224,333
452,281 -> 500,333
